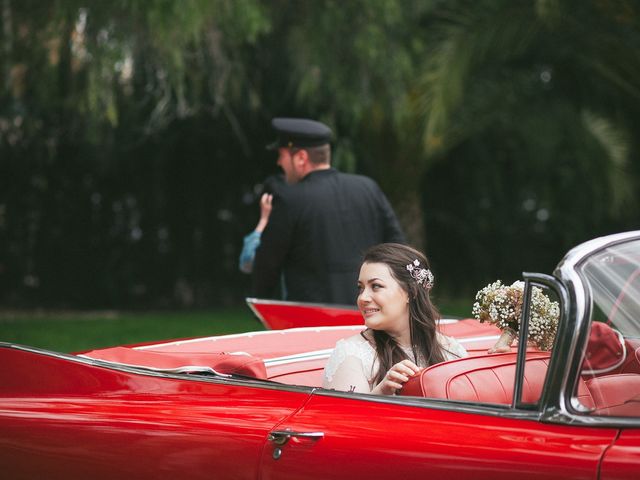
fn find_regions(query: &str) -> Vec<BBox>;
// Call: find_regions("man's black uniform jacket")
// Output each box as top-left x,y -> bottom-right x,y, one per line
253,168 -> 405,305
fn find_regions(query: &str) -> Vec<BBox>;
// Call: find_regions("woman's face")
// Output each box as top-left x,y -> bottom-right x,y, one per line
357,262 -> 410,340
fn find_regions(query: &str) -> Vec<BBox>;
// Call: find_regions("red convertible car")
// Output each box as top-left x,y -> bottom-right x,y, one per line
1,231 -> 639,479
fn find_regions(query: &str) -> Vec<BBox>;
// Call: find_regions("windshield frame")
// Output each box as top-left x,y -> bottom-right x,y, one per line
550,230 -> 640,425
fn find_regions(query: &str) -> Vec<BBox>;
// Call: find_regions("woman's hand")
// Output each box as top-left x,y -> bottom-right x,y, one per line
488,327 -> 517,354
372,359 -> 420,396
255,193 -> 273,232
259,193 -> 273,220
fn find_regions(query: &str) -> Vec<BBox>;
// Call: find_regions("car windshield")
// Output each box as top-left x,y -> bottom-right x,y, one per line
578,238 -> 640,338
572,237 -> 640,418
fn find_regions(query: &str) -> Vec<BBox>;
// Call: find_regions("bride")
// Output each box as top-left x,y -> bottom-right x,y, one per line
323,243 -> 467,395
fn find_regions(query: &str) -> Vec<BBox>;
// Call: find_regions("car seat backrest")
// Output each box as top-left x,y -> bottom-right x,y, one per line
582,322 -> 627,375
400,352 -> 595,409
585,374 -> 640,416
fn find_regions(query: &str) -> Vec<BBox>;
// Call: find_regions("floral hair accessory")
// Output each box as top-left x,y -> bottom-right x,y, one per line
405,259 -> 434,289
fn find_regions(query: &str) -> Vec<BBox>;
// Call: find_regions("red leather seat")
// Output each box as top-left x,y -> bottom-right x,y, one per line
401,352 -> 595,409
400,345 -> 640,416
585,374 -> 640,416
582,322 -> 627,374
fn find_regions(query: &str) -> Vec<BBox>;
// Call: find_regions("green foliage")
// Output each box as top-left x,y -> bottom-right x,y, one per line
1,0 -> 639,307
0,308 -> 262,352
409,0 -> 640,285
286,0 -> 431,127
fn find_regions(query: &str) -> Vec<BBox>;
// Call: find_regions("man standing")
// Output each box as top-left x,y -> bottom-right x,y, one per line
253,117 -> 405,305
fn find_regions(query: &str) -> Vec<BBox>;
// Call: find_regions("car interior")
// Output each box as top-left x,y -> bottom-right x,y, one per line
80,319 -> 639,416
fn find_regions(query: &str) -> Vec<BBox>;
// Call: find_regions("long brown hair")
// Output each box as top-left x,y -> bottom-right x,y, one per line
360,243 -> 447,385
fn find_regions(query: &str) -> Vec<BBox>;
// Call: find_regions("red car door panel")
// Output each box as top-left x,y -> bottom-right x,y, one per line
600,430 -> 640,480
1,386 -> 310,480
260,394 -> 618,480
0,348 -> 312,480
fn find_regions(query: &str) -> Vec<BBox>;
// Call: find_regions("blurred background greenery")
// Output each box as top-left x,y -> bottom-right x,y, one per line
0,308 -> 262,352
0,299 -> 470,352
1,1 -> 639,347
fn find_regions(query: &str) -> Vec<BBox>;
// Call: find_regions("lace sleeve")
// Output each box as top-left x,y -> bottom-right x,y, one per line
322,336 -> 375,393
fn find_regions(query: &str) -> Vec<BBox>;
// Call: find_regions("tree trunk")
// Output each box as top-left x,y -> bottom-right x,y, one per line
394,190 -> 426,251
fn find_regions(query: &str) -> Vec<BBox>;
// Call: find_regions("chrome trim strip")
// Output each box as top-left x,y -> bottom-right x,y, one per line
457,335 -> 500,344
135,325 -> 365,350
265,349 -> 334,367
437,319 -> 459,325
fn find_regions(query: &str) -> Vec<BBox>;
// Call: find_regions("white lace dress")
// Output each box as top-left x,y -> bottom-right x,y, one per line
322,332 -> 467,393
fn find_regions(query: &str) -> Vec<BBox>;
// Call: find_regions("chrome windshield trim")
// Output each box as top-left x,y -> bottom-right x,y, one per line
552,230 -> 640,420
556,230 -> 640,273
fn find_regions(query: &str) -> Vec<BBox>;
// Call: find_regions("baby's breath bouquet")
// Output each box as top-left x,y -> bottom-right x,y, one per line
472,280 -> 559,352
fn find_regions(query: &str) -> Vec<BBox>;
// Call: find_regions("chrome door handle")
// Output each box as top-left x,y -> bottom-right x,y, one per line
267,430 -> 324,445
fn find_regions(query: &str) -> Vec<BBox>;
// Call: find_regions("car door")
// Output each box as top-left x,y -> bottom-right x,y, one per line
0,345 -> 312,480
258,392 -> 617,480
600,430 -> 640,480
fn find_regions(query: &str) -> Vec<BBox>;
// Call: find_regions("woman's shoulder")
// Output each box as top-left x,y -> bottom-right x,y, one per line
327,333 -> 376,368
324,332 -> 376,383
334,332 -> 375,354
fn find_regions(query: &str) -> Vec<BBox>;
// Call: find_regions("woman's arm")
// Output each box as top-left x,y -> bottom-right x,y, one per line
323,355 -> 372,393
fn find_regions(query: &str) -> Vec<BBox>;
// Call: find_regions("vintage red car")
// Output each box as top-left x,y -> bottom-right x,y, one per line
1,231 -> 639,479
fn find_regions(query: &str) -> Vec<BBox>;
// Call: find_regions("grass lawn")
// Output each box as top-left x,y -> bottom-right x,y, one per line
0,308 -> 264,353
0,299 -> 473,353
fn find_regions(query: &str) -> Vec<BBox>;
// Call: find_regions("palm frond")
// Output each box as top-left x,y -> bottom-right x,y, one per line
581,110 -> 634,216
413,2 -> 541,154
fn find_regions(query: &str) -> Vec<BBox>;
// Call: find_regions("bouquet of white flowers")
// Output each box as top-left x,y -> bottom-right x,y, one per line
472,280 -> 559,352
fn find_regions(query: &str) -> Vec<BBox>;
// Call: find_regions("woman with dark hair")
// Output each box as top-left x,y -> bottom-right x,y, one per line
323,243 -> 467,395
